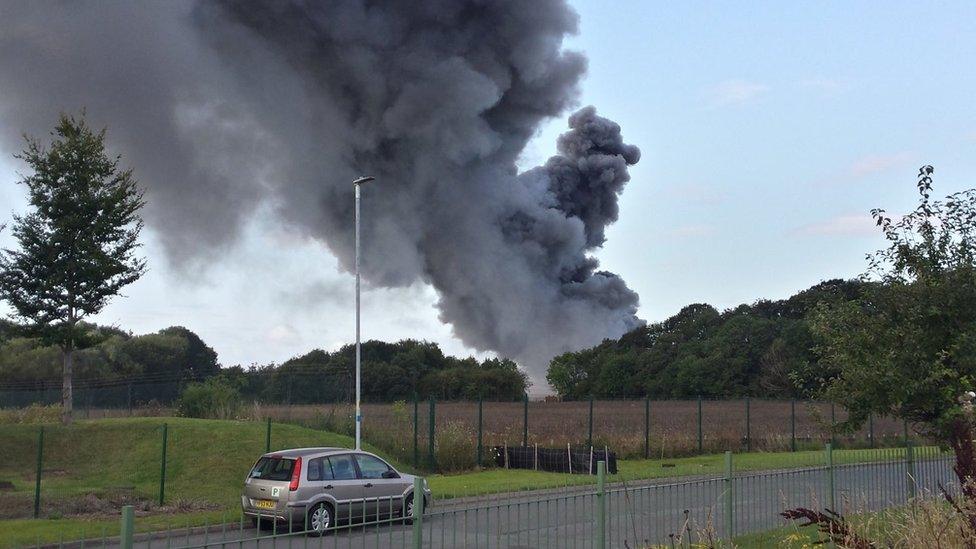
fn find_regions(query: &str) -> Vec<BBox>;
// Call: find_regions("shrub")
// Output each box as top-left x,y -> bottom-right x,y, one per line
781,480 -> 976,548
435,420 -> 476,472
0,403 -> 60,424
175,377 -> 243,419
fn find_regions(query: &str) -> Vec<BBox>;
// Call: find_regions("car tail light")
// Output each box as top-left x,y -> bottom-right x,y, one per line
289,457 -> 302,491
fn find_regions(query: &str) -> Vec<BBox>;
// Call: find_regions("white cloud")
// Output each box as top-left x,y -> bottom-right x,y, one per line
849,152 -> 914,178
794,214 -> 877,237
708,79 -> 768,107
267,324 -> 301,345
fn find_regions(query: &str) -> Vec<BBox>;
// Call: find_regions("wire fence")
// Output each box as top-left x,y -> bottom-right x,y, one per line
9,444 -> 957,548
246,397 -> 909,470
1,385 -> 914,474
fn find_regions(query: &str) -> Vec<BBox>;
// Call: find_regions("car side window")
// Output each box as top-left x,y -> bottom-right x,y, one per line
354,454 -> 391,480
307,457 -> 334,481
328,454 -> 357,480
306,458 -> 320,481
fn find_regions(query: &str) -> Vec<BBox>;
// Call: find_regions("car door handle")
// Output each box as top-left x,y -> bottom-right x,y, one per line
323,485 -> 333,490
364,483 -> 373,488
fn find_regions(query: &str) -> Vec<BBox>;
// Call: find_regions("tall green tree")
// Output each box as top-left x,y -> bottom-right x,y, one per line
812,166 -> 976,507
0,113 -> 146,424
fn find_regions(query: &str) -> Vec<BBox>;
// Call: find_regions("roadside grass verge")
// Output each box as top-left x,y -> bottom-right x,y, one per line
427,445 -> 943,498
732,524 -> 821,547
1,510 -> 230,549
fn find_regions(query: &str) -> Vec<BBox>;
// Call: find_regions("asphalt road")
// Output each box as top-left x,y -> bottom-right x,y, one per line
131,456 -> 955,549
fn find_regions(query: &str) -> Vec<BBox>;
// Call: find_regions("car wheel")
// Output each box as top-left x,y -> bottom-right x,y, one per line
307,502 -> 333,536
403,494 -> 420,524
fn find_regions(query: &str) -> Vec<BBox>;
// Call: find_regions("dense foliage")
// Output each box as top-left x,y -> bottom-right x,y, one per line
0,324 -> 529,404
220,340 -> 529,402
546,279 -> 870,399
176,376 -> 243,419
811,167 -> 976,517
0,322 -> 219,404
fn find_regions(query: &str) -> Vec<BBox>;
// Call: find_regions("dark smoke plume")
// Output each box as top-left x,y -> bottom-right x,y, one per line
0,1 -> 642,386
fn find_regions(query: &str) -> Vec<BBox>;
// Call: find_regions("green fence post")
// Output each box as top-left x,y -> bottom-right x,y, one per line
697,396 -> 703,454
790,398 -> 797,452
588,396 -> 594,449
159,423 -> 168,506
522,393 -> 528,447
724,451 -> 734,539
596,460 -> 606,549
120,505 -> 134,549
33,426 -> 43,519
412,393 -> 419,468
265,417 -> 271,453
869,413 -> 875,448
411,476 -> 425,548
826,443 -> 835,510
477,396 -> 483,467
745,397 -> 751,453
427,397 -> 436,470
906,441 -> 916,502
831,403 -> 837,446
643,397 -> 650,459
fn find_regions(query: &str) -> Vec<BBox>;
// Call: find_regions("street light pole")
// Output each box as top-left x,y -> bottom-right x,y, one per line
353,175 -> 374,451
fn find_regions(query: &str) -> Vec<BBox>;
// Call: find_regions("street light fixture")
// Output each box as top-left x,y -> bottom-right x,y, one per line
353,175 -> 374,451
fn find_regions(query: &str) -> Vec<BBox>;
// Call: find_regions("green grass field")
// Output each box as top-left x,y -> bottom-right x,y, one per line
428,444 -> 933,497
0,417 -> 935,548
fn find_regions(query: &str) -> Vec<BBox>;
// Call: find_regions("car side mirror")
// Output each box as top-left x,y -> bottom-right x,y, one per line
382,470 -> 399,479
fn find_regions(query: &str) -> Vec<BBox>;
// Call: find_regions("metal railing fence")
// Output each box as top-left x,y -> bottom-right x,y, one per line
11,444 -> 957,549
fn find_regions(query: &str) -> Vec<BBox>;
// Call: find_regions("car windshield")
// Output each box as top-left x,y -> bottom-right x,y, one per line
249,457 -> 295,481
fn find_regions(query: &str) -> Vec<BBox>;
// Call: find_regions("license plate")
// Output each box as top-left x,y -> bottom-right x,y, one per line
254,499 -> 276,510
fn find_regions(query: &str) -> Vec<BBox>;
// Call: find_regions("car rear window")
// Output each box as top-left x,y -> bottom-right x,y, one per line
249,457 -> 295,481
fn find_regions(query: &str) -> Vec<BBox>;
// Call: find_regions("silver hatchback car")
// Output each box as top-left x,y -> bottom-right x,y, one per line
241,447 -> 431,535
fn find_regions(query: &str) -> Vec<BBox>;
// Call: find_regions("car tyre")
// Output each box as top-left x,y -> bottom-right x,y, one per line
402,494 -> 422,525
306,502 -> 334,537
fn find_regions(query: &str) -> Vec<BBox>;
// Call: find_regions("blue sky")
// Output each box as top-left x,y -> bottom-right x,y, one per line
1,1 -> 975,373
535,0 -> 976,318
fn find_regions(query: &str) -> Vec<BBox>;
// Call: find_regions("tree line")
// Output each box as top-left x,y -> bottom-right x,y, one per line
0,321 -> 528,404
219,339 -> 528,402
546,279 -> 870,400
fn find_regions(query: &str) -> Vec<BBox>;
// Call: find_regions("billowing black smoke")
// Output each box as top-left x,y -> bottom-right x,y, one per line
0,1 -> 642,387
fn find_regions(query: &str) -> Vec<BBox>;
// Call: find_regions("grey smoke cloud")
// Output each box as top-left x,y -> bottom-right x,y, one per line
0,0 -> 642,386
